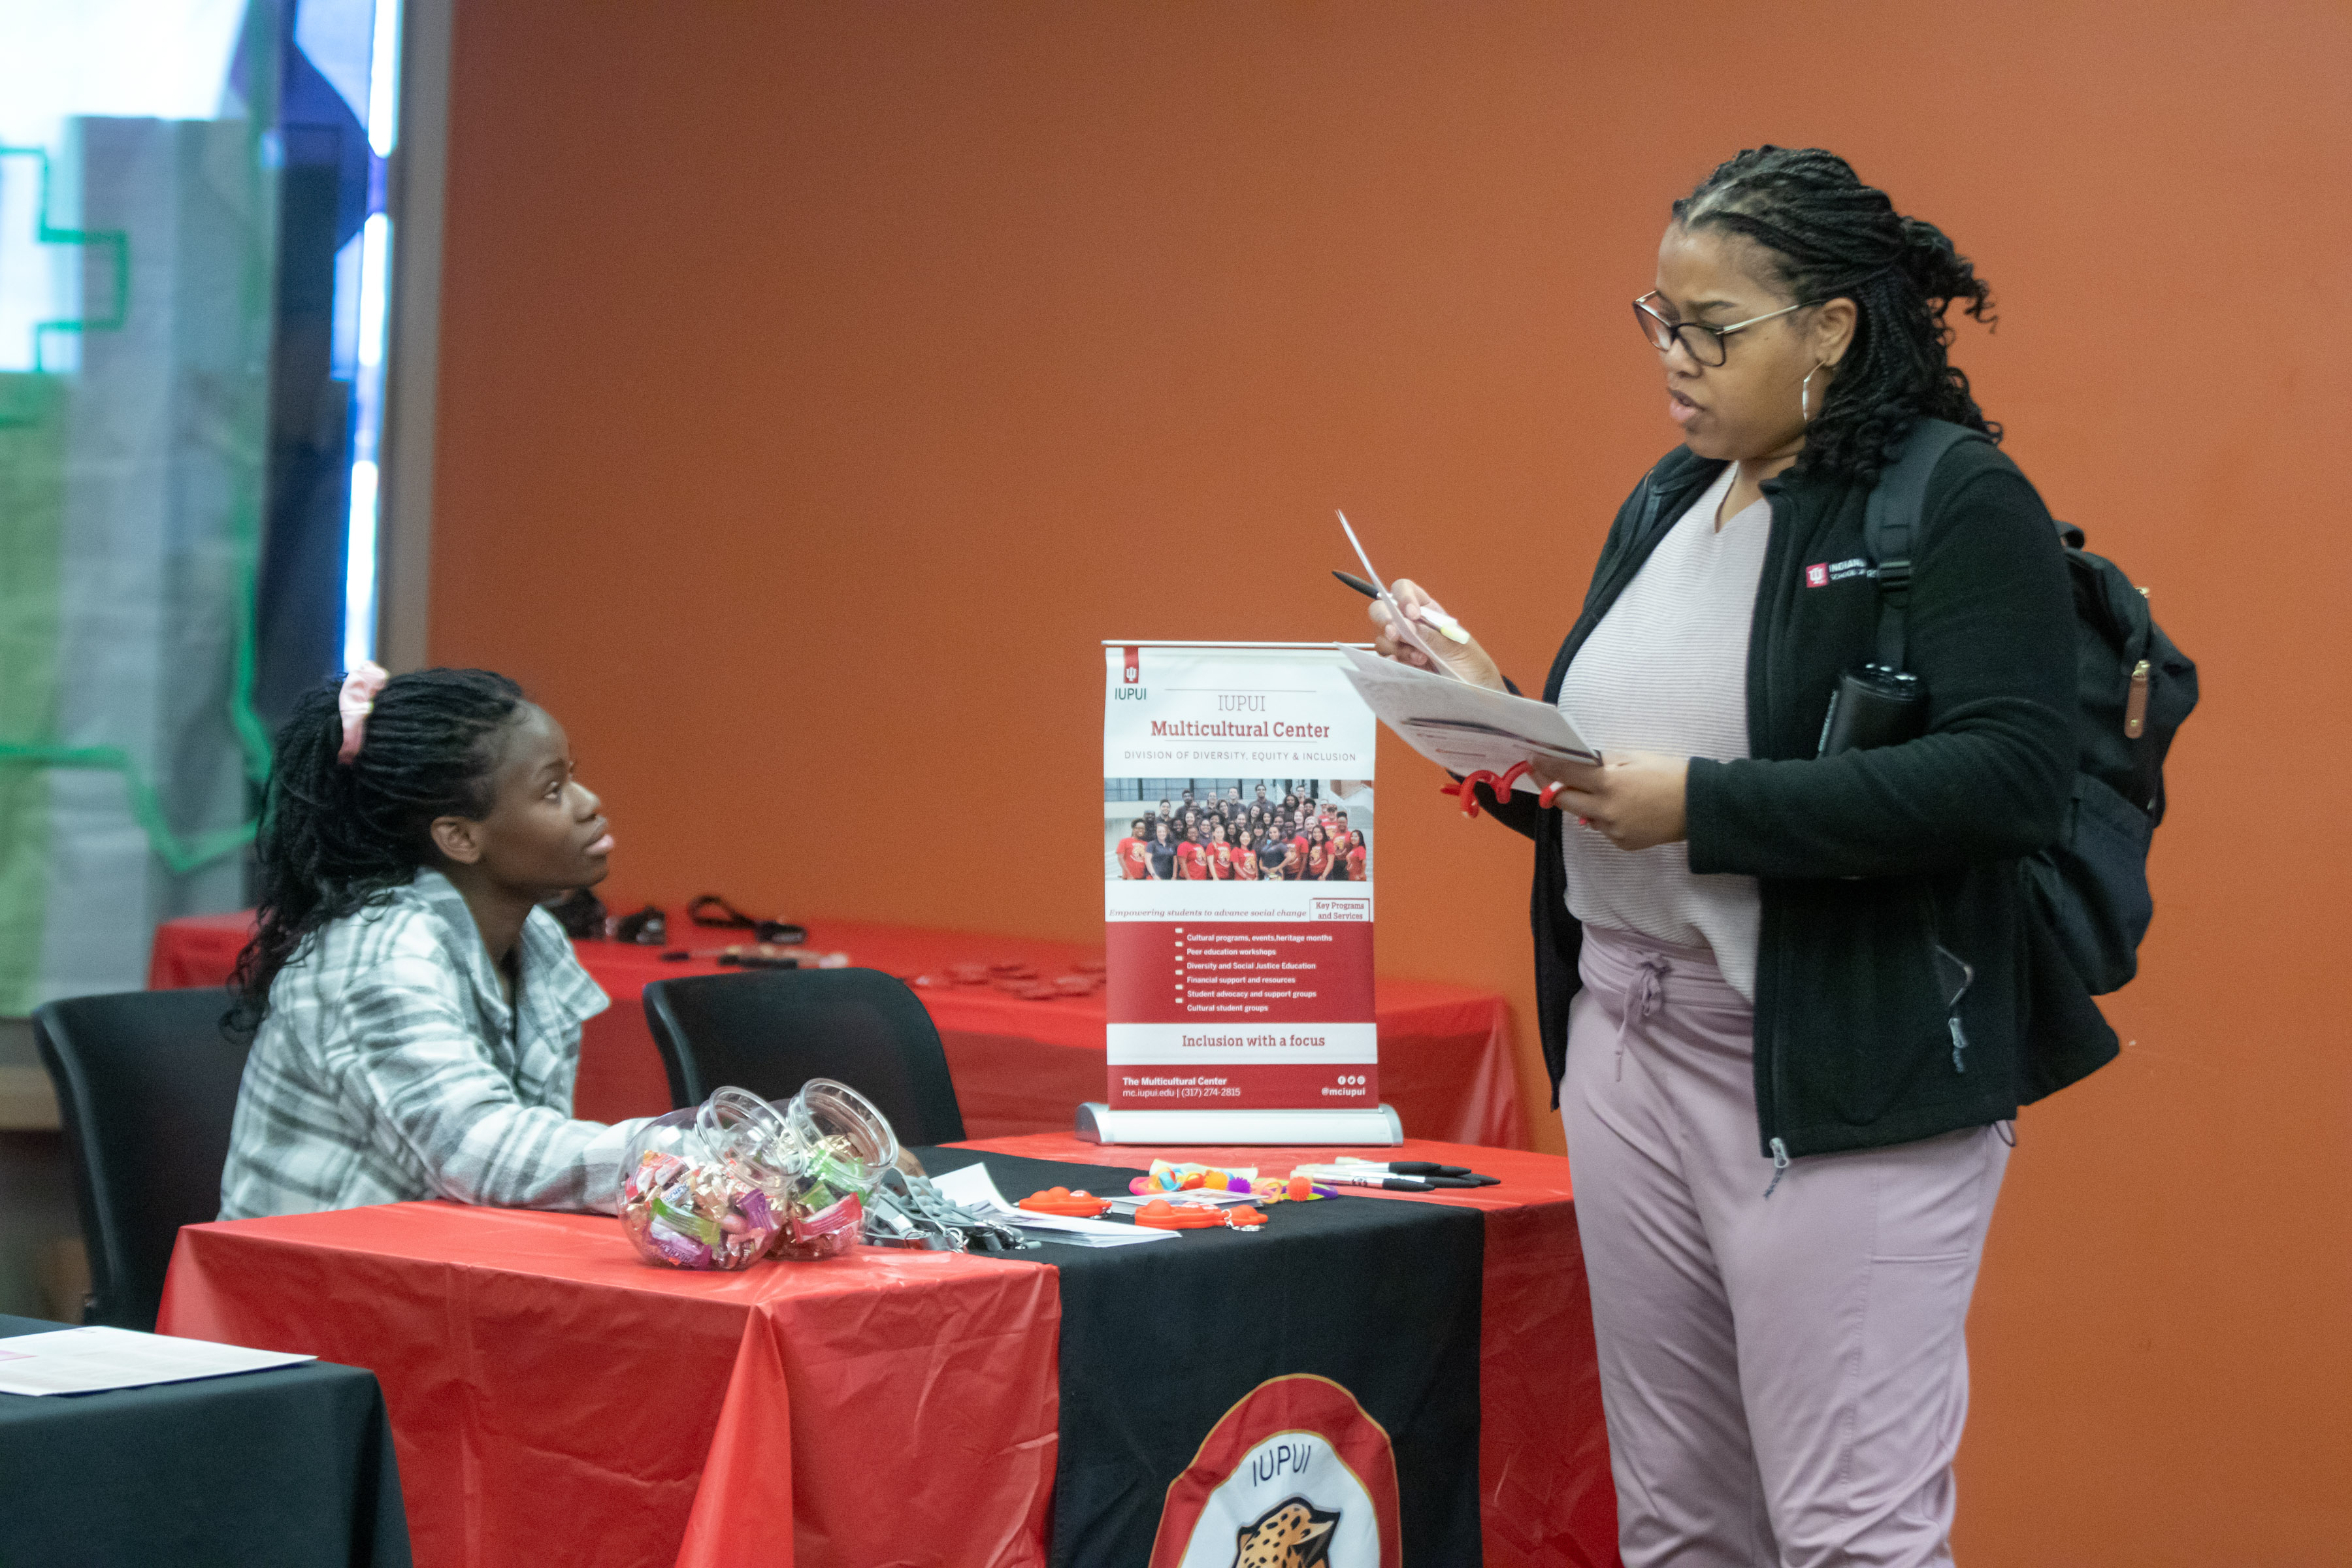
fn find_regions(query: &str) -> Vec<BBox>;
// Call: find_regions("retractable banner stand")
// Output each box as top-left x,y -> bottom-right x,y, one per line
1081,642 -> 1401,1145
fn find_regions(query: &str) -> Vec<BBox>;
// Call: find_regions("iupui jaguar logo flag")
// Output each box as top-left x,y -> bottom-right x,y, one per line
1148,1375 -> 1401,1567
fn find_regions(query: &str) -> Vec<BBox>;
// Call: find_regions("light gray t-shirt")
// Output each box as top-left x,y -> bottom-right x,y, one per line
1557,461 -> 1768,1001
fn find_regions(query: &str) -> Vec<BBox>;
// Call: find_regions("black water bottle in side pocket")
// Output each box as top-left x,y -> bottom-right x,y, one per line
1817,664 -> 1927,755
1819,421 -> 1991,757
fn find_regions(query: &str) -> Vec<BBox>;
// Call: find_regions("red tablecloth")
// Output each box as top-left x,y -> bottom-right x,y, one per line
158,1137 -> 1616,1568
150,913 -> 1529,1149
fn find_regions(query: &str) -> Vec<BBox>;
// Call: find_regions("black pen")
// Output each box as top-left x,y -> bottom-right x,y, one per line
1331,570 -> 1472,643
1312,1160 -> 1503,1188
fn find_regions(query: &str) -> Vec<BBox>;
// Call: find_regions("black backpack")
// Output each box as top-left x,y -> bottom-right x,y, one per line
1866,419 -> 2198,994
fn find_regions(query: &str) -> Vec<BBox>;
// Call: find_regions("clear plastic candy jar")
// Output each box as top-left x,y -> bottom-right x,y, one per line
619,1086 -> 793,1271
768,1079 -> 898,1262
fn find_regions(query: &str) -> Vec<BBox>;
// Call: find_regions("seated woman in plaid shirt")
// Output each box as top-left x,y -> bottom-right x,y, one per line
219,666 -> 649,1219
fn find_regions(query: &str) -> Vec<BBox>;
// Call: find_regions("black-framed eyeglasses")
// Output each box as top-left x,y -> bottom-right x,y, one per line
1633,290 -> 1809,368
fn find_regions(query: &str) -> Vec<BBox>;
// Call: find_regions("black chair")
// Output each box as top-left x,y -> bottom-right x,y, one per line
642,969 -> 966,1145
32,988 -> 250,1331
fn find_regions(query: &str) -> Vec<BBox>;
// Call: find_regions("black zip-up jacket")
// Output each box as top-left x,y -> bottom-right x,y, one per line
1481,438 -> 2119,1160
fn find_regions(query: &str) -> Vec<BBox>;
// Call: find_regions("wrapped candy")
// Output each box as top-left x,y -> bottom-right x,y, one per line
618,1088 -> 793,1271
766,1079 -> 898,1262
619,1080 -> 900,1269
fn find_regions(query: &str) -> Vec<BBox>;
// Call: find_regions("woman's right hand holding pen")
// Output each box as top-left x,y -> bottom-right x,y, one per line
1368,578 -> 1507,691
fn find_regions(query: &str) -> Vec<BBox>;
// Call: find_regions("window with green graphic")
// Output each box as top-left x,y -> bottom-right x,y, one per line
0,0 -> 280,1010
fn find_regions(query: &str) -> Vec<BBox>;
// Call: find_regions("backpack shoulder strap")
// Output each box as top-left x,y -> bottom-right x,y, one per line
1863,419 -> 1989,670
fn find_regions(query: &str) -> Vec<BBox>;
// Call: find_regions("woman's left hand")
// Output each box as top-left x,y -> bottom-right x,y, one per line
1528,750 -> 1691,852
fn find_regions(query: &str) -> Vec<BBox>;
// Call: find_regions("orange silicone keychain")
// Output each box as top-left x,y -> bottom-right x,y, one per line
1019,1186 -> 1112,1218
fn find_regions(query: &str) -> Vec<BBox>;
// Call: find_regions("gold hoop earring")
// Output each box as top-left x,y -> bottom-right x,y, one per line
1801,361 -> 1827,422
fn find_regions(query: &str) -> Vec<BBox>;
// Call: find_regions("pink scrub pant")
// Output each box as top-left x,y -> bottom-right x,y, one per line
1563,926 -> 2010,1568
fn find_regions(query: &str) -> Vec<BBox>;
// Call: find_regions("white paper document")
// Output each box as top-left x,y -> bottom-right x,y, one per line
929,1162 -> 1173,1247
0,1326 -> 313,1397
1335,644 -> 1600,785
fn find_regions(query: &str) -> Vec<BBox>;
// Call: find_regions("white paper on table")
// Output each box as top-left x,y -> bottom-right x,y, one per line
1335,644 -> 1601,785
927,1163 -> 1174,1247
0,1326 -> 314,1397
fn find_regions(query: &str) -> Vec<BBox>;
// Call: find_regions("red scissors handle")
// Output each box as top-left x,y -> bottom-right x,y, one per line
1440,761 -> 1577,817
1440,760 -> 1530,819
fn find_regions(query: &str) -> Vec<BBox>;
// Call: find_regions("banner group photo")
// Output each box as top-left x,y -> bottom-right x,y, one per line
1104,780 -> 1370,885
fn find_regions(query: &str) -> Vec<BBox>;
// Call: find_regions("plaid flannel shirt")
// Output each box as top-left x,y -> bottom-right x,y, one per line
220,869 -> 647,1220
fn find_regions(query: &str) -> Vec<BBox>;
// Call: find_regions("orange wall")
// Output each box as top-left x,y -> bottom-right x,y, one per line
427,5 -> 2351,1561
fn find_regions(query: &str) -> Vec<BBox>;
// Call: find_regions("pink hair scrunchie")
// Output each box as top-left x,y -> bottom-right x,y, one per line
336,661 -> 391,764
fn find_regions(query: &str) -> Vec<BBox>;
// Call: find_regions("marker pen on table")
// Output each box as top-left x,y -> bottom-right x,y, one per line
1297,1169 -> 1437,1193
1327,1160 -> 1498,1184
1299,1164 -> 1501,1191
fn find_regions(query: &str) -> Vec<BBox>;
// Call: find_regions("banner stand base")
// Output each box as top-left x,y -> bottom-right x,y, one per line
1075,1103 -> 1403,1147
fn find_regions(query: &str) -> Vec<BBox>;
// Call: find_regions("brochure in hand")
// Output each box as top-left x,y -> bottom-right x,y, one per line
1334,645 -> 1598,789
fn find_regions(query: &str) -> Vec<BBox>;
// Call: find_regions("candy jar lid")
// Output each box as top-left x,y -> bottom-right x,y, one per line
695,1085 -> 793,1190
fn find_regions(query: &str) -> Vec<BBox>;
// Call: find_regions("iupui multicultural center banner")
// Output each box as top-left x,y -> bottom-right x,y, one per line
1102,643 -> 1377,1113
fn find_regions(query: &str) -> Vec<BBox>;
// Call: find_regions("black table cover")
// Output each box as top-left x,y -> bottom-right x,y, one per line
913,1148 -> 1486,1568
0,1313 -> 412,1567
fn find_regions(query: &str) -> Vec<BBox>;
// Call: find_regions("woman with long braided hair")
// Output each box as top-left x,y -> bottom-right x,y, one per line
220,665 -> 650,1219
1369,148 -> 2112,1565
